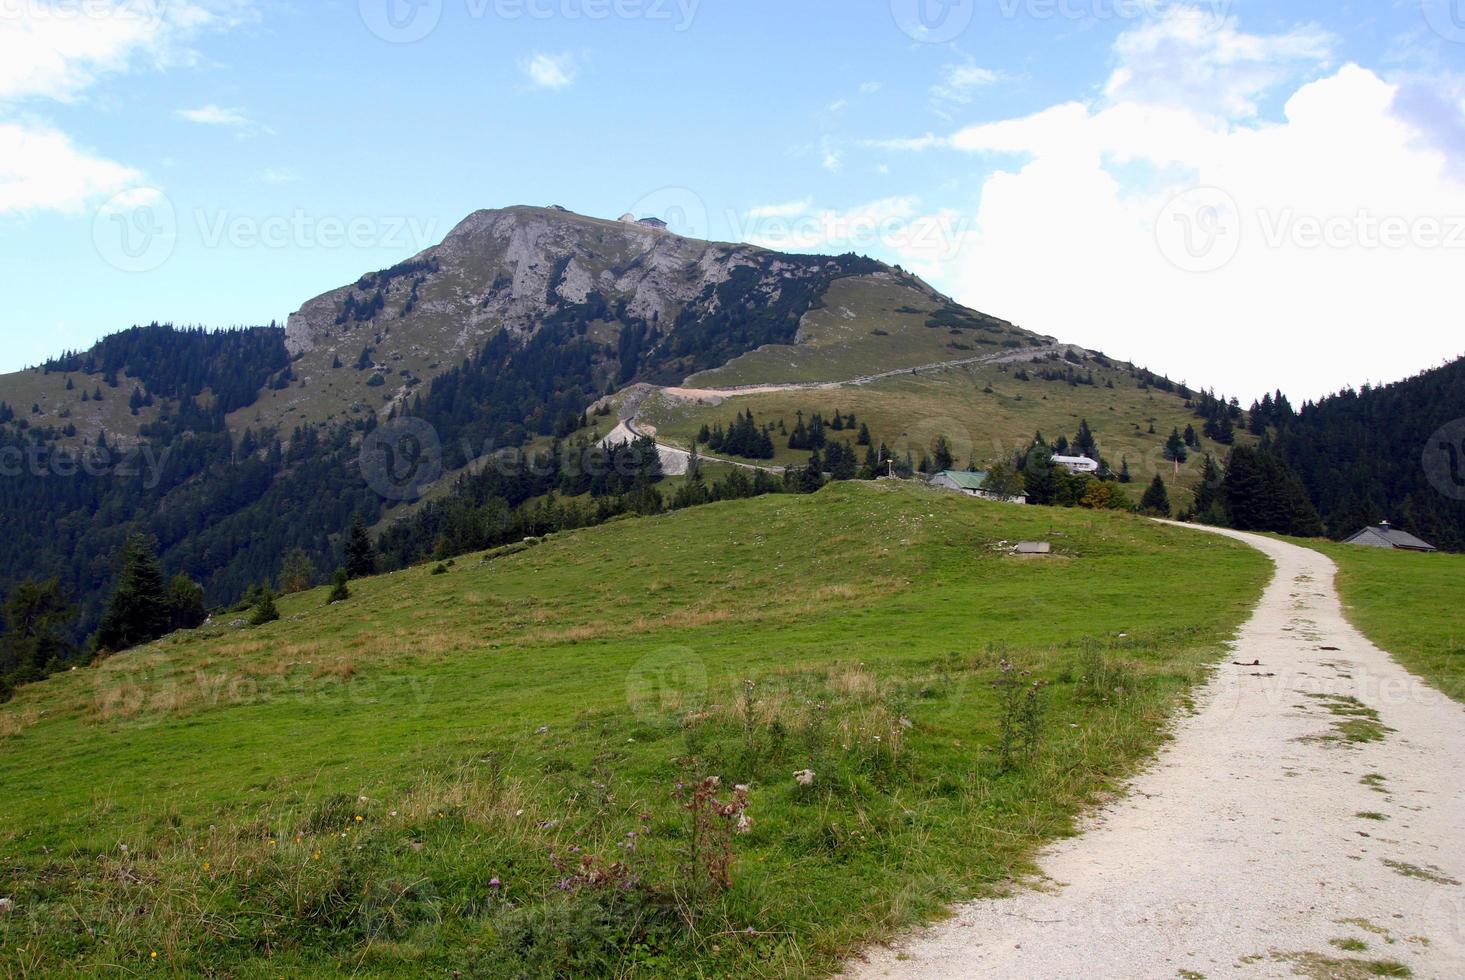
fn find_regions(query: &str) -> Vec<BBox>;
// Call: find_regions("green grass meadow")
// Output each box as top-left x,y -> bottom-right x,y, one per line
0,484 -> 1269,977
1304,541 -> 1465,703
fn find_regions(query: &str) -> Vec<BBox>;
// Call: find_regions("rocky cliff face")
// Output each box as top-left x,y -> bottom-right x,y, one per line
283,205 -> 830,359
258,206 -> 931,435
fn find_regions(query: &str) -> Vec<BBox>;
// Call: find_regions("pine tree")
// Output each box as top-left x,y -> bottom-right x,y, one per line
1022,442 -> 1058,505
328,569 -> 351,604
1073,419 -> 1098,458
856,422 -> 871,446
1140,474 -> 1172,517
95,535 -> 169,652
1215,413 -> 1235,445
932,435 -> 955,473
1192,454 -> 1225,525
344,519 -> 377,579
1118,456 -> 1132,484
165,574 -> 207,632
250,588 -> 280,626
1163,428 -> 1189,470
1,579 -> 74,678
1220,447 -> 1322,536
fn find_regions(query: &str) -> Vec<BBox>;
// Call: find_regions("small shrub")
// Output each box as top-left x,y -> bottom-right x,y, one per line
327,569 -> 350,604
249,588 -> 280,626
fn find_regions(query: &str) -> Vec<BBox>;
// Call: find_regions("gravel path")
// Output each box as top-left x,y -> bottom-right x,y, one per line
844,526 -> 1465,979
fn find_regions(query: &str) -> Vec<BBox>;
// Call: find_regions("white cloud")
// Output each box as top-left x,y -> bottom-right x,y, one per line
821,137 -> 843,173
0,120 -> 143,215
906,62 -> 1465,400
827,98 -> 848,113
932,63 -> 999,106
1105,9 -> 1333,120
521,51 -> 579,90
867,133 -> 949,152
176,104 -> 250,127
0,0 -> 252,103
0,1 -> 254,216
747,199 -> 811,219
738,196 -> 966,269
860,81 -> 882,95
256,166 -> 301,184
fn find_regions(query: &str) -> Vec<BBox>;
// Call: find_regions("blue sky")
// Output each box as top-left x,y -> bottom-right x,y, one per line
2,0 -> 1463,400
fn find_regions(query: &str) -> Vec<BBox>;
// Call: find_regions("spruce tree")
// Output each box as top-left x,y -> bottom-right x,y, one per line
328,569 -> 351,604
1073,419 -> 1098,458
1140,474 -> 1172,517
1163,429 -> 1189,469
95,535 -> 169,652
344,519 -> 377,579
250,588 -> 280,626
1,579 -> 74,678
1192,455 -> 1225,524
932,436 -> 955,473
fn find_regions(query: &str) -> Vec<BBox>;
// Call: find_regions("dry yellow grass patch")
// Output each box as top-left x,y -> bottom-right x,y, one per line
0,707 -> 39,738
311,658 -> 357,680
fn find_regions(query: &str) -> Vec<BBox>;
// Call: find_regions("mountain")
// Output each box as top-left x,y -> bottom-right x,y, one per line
0,205 -> 1237,651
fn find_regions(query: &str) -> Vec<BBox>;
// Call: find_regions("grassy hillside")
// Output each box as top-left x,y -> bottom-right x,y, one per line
682,274 -> 1044,388
0,366 -> 165,446
643,360 -> 1243,506
1305,541 -> 1465,702
0,484 -> 1267,977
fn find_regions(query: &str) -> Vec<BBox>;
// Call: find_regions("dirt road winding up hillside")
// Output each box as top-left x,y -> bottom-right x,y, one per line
845,527 -> 1465,979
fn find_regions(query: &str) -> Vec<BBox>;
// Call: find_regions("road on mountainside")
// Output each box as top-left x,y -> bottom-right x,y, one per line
660,343 -> 1068,401
603,344 -> 1071,476
845,527 -> 1465,979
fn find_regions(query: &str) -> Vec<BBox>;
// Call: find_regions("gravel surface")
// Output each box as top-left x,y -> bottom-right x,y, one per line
844,526 -> 1465,979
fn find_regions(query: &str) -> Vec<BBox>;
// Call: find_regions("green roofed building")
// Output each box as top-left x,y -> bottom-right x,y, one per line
928,470 -> 1027,505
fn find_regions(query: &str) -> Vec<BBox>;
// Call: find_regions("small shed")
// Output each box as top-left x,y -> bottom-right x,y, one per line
930,470 -> 989,495
928,470 -> 1027,505
1343,521 -> 1437,553
1014,541 -> 1052,555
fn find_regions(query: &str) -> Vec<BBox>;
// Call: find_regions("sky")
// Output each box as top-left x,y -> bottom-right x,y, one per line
1,0 -> 1463,403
